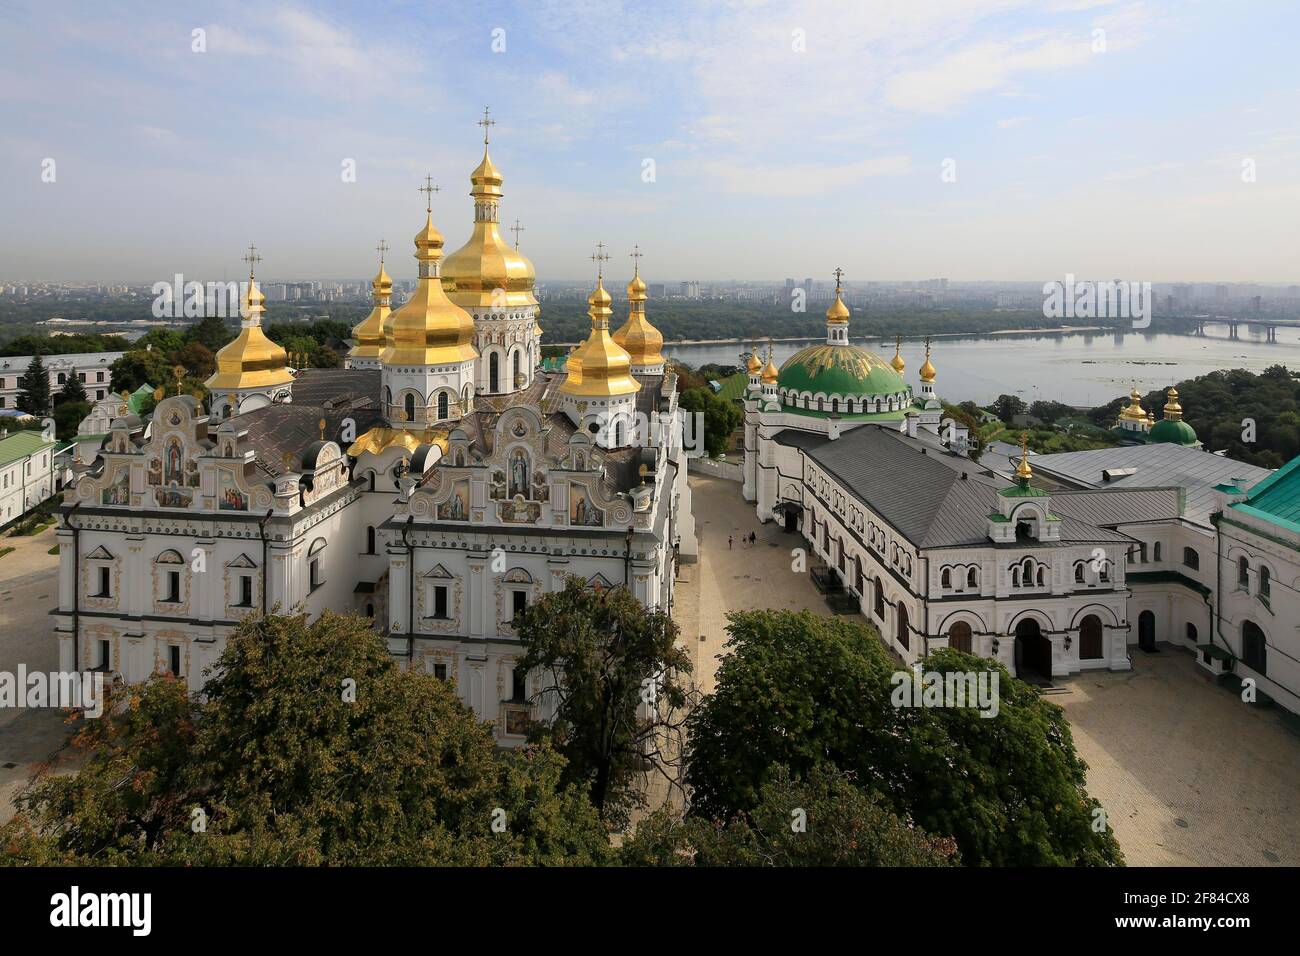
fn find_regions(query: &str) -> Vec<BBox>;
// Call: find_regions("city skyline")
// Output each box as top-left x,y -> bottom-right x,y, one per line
3,0 -> 1299,283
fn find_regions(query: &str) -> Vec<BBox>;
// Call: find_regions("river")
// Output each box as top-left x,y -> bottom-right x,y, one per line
661,323 -> 1300,407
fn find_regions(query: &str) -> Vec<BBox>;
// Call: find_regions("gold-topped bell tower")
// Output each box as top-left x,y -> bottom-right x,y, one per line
347,240 -> 392,369
612,245 -> 666,377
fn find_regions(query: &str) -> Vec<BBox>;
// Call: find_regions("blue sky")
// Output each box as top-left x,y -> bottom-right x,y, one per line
2,0 -> 1298,283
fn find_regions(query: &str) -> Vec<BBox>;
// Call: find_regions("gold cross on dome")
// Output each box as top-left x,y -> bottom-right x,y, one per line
630,244 -> 643,274
510,219 -> 524,250
478,106 -> 496,145
376,239 -> 389,264
589,241 -> 609,279
418,176 -> 440,212
242,243 -> 261,277
832,266 -> 845,289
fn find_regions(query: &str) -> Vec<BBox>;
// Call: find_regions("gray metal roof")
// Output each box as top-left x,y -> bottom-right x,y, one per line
1030,443 -> 1271,528
794,425 -> 1129,549
1048,487 -> 1183,527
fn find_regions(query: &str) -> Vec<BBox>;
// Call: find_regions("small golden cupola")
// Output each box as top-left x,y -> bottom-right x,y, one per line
890,334 -> 906,373
381,183 -> 479,368
761,340 -> 780,385
919,338 -> 937,384
612,246 -> 666,375
441,109 -> 539,310
347,240 -> 393,369
207,245 -> 294,417
824,268 -> 851,345
1118,385 -> 1147,422
560,261 -> 640,399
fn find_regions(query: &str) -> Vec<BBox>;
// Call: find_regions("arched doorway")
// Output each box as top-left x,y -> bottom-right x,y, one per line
949,620 -> 972,654
1015,618 -> 1052,683
1138,610 -> 1156,652
1242,621 -> 1267,674
1080,614 -> 1104,660
490,352 -> 500,393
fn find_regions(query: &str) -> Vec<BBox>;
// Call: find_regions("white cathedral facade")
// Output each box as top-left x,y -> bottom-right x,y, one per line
55,129 -> 696,743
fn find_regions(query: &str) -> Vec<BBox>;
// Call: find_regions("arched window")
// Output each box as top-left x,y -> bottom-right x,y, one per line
1238,556 -> 1250,588
490,352 -> 500,393
831,398 -> 839,413
1186,622 -> 1198,643
949,621 -> 972,654
1153,542 -> 1162,561
1080,614 -> 1104,660
437,391 -> 449,420
1036,566 -> 1045,587
941,567 -> 951,589
366,526 -> 376,554
1099,562 -> 1110,583
1260,566 -> 1271,599
614,420 -> 624,447
896,603 -> 909,650
1075,563 -> 1085,584
1182,547 -> 1199,570
872,577 -> 884,620
403,392 -> 416,423
967,567 -> 978,589
1241,621 -> 1266,674
57,372 -> 66,384
512,349 -> 521,387
1011,567 -> 1020,587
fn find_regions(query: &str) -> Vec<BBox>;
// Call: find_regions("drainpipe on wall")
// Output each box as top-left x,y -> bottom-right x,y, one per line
258,509 -> 273,616
401,515 -> 415,662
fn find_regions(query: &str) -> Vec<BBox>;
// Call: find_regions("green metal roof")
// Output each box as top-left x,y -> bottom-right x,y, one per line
715,371 -> 750,402
127,383 -> 154,415
0,430 -> 56,469
777,342 -> 908,397
1231,453 -> 1300,533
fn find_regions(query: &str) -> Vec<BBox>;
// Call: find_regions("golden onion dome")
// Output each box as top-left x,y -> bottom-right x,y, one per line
349,255 -> 393,360
746,351 -> 763,373
381,212 -> 479,366
890,336 -> 906,373
612,264 -> 664,368
1118,385 -> 1148,422
1015,432 -> 1034,481
441,144 -> 538,309
1163,386 -> 1183,420
761,358 -> 779,384
826,290 -> 850,324
919,353 -> 936,384
206,274 -> 294,390
560,277 -> 640,398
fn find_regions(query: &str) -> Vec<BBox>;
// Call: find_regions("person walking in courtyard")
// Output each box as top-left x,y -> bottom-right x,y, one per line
728,535 -> 733,550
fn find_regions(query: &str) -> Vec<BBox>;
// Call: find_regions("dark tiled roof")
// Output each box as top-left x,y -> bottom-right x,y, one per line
291,368 -> 382,409
234,403 -> 383,478
1049,487 -> 1182,526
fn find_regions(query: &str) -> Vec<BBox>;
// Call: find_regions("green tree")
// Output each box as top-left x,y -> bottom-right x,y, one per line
110,349 -> 172,394
684,610 -> 1123,866
54,373 -> 88,407
991,393 -> 1027,423
679,386 -> 743,458
16,354 -> 50,415
517,577 -> 692,827
187,315 -> 234,353
1,611 -> 611,866
53,400 -> 90,440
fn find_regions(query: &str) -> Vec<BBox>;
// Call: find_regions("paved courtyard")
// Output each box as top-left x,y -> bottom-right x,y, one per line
674,473 -> 1300,866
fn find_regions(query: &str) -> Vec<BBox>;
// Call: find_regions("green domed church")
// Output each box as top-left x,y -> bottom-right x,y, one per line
1111,386 -> 1201,448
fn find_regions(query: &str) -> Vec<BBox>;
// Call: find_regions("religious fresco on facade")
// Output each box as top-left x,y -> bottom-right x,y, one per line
569,484 -> 604,527
101,468 -> 130,506
218,468 -> 248,511
155,486 -> 193,508
498,498 -> 541,524
437,479 -> 469,521
164,439 -> 184,484
508,448 -> 530,499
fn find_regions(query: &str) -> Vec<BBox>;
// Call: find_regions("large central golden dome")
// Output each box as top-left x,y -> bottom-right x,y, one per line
381,212 -> 479,366
441,143 -> 538,309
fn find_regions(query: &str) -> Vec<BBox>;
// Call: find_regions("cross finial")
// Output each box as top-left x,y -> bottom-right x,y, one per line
478,106 -> 496,145
832,266 -> 845,290
924,334 -> 932,355
319,417 -> 327,441
242,243 -> 262,278
510,219 -> 525,250
376,239 -> 389,264
630,244 -> 643,275
418,175 -> 440,212
589,241 -> 610,279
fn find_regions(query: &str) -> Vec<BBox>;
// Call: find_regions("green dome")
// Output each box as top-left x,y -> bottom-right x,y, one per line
777,343 -> 908,398
1150,417 -> 1198,446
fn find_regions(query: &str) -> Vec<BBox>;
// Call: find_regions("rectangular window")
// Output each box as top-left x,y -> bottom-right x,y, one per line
168,645 -> 181,677
309,559 -> 321,591
98,639 -> 110,671
164,570 -> 180,603
433,662 -> 447,681
97,566 -> 111,597
239,575 -> 253,607
511,668 -> 526,702
512,590 -> 527,621
434,585 -> 448,619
